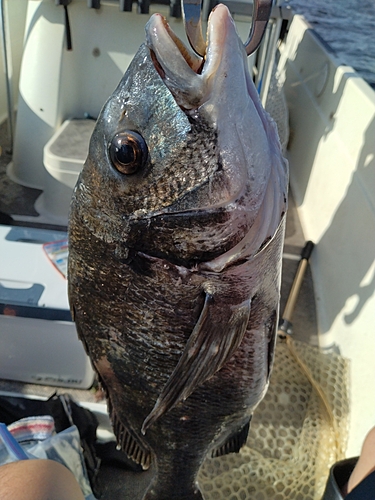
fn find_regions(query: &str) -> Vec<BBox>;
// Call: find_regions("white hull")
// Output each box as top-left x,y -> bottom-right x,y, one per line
279,14 -> 375,455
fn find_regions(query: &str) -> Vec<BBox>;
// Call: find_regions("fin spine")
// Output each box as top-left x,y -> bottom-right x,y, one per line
111,408 -> 152,470
211,418 -> 251,458
103,387 -> 152,470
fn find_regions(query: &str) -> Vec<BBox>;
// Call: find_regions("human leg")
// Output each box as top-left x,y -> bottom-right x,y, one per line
0,459 -> 85,500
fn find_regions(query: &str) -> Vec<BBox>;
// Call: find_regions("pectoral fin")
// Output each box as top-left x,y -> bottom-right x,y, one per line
142,292 -> 251,434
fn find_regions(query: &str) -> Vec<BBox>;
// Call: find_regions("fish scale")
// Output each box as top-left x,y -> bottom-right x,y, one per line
133,118 -> 220,214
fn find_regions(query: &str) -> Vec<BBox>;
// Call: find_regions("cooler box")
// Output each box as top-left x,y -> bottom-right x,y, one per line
0,225 -> 95,389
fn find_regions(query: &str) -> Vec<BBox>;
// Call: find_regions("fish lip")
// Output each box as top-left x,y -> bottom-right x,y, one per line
147,14 -> 203,74
145,5 -> 235,108
146,14 -> 202,72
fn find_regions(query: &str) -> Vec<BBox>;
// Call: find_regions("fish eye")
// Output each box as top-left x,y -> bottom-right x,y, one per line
109,131 -> 148,175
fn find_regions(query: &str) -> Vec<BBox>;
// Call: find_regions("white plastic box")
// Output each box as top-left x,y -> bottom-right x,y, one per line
0,225 -> 95,389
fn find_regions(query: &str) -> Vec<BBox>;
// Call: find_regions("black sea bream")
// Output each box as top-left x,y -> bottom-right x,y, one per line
68,4 -> 288,499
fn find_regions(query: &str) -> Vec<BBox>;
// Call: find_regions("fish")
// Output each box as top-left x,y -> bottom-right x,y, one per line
68,4 -> 288,500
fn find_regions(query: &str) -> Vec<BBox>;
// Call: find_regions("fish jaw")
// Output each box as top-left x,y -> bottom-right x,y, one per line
145,4 -> 250,117
144,4 -> 288,263
146,5 -> 257,204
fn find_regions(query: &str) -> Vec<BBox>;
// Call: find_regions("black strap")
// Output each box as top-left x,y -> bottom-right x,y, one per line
63,5 -> 72,51
346,470 -> 375,500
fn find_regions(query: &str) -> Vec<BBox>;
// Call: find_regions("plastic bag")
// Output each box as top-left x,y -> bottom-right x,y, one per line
0,416 -> 96,500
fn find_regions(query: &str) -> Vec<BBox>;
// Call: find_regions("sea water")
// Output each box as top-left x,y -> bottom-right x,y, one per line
289,0 -> 375,88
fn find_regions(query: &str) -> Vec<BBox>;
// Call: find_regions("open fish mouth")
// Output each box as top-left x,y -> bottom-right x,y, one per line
138,4 -> 288,266
73,4 -> 287,268
146,4 -> 243,110
148,16 -> 203,77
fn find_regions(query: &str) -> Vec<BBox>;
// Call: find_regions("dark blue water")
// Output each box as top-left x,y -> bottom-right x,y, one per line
289,0 -> 375,88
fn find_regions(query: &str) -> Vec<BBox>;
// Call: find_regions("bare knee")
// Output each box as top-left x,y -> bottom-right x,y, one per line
348,426 -> 375,493
0,459 -> 85,500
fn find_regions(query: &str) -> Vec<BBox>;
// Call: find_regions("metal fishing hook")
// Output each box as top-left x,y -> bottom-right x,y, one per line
181,0 -> 206,57
181,0 -> 273,57
244,0 -> 273,56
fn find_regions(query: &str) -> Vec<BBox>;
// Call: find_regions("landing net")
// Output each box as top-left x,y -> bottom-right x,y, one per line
198,338 -> 350,500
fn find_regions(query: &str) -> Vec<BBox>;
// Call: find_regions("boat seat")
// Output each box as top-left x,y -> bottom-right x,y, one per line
43,119 -> 96,189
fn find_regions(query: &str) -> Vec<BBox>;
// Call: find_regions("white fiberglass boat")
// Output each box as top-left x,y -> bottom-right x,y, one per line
0,0 -> 374,495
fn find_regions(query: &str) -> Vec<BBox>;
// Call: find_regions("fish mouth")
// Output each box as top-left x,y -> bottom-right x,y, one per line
146,4 -> 241,110
142,6 -> 288,265
148,16 -> 203,77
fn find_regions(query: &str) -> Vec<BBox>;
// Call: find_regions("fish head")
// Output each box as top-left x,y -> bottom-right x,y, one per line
72,4 -> 287,265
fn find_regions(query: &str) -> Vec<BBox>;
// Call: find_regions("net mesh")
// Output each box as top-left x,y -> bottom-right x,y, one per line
198,338 -> 350,500
265,65 -> 290,153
